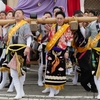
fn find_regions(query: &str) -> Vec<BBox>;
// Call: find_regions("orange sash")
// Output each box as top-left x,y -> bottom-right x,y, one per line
46,24 -> 69,51
7,20 -> 27,45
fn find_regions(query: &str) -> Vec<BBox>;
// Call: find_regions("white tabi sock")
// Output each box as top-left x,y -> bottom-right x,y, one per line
72,66 -> 78,85
42,87 -> 50,93
7,80 -> 14,92
48,87 -> 55,97
94,76 -> 100,99
38,52 -> 43,86
10,69 -> 22,99
19,73 -> 26,97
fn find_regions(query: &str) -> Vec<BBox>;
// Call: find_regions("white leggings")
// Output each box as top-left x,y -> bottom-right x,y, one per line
94,76 -> 100,99
10,68 -> 26,98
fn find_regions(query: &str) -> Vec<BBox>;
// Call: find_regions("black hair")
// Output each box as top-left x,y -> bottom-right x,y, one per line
0,11 -> 7,15
73,10 -> 83,16
59,7 -> 63,12
43,11 -> 52,17
84,10 -> 89,13
52,6 -> 62,13
89,10 -> 95,16
14,9 -> 24,16
55,11 -> 65,18
97,10 -> 100,16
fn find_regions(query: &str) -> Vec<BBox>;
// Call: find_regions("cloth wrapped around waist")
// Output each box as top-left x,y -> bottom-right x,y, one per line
7,44 -> 27,77
52,46 -> 64,51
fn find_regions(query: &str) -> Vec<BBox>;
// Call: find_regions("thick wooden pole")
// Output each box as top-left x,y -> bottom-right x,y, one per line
0,17 -> 98,25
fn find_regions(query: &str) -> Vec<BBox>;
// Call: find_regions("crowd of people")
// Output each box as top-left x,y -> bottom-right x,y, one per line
0,6 -> 100,100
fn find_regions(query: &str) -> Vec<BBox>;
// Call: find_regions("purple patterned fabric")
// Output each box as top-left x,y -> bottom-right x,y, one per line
14,0 -> 68,18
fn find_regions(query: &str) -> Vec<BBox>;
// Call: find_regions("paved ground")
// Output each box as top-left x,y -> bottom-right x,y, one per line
0,64 -> 98,100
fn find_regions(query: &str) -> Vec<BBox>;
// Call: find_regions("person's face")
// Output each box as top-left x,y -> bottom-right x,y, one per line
97,15 -> 100,22
54,8 -> 61,17
6,12 -> 14,19
88,13 -> 94,17
44,13 -> 52,18
84,13 -> 88,17
74,13 -> 83,17
14,10 -> 24,21
0,12 -> 6,19
56,14 -> 65,26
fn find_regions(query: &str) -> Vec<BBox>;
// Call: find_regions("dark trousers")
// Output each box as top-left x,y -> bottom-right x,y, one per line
0,48 -> 2,57
77,50 -> 96,91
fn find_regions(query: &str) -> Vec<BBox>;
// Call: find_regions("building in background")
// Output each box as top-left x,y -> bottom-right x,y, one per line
3,0 -> 18,8
7,0 -> 18,8
1,0 -> 100,17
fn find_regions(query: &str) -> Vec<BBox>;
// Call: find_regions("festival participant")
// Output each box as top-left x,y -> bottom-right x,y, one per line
0,11 -> 6,84
0,11 -> 6,19
85,10 -> 100,100
0,11 -> 6,55
42,11 -> 73,97
6,10 -> 14,19
43,6 -> 63,33
38,6 -> 63,86
88,10 -> 96,17
73,10 -> 97,92
37,11 -> 52,86
0,10 -> 14,91
84,11 -> 89,17
0,11 -> 6,47
53,6 -> 63,17
5,9 -> 33,99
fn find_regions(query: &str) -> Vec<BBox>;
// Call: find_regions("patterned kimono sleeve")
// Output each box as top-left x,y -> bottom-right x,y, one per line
64,27 -> 73,42
48,26 -> 55,41
57,27 -> 73,50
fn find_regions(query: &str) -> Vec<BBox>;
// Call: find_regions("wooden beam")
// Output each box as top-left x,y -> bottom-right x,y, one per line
0,17 -> 98,25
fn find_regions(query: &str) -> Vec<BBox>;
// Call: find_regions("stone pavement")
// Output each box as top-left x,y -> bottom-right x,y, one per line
0,64 -> 98,100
